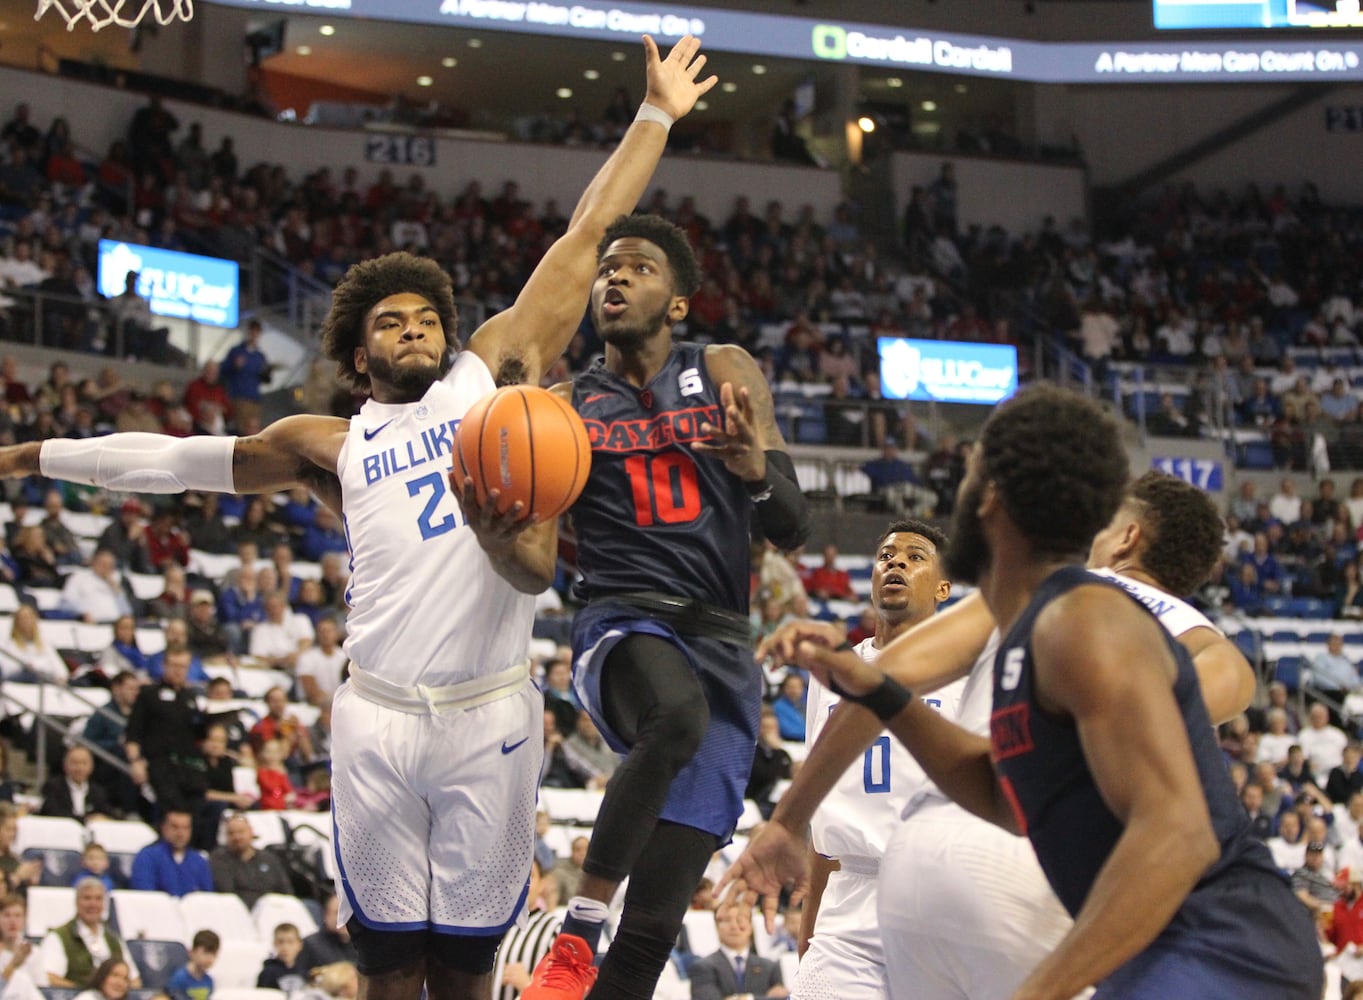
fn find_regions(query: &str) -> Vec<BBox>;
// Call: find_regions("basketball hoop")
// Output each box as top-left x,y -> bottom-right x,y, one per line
35,0 -> 192,31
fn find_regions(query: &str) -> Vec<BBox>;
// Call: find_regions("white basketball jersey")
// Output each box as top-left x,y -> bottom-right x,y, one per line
1090,568 -> 1220,638
336,351 -> 535,688
806,637 -> 969,861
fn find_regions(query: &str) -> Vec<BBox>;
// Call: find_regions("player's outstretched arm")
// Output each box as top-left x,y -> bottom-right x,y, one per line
754,594 -> 995,835
0,415 -> 346,505
1012,586 -> 1221,1000
468,34 -> 717,386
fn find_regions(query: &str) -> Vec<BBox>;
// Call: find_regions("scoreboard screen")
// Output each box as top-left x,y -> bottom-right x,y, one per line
1155,0 -> 1363,29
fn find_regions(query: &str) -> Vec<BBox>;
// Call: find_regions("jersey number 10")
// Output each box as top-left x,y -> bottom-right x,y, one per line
623,453 -> 702,526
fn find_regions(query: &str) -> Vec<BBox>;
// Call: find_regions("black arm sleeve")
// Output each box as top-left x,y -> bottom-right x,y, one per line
749,449 -> 811,551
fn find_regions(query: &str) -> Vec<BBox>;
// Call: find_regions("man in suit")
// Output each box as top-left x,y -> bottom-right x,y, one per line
38,746 -> 115,822
689,901 -> 787,1000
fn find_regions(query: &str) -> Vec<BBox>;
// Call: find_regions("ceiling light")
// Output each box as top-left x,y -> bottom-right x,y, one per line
556,87 -> 573,99
954,83 -> 968,94
417,76 -> 433,87
751,64 -> 767,75
696,100 -> 709,111
857,116 -> 876,133
584,69 -> 600,80
295,45 -> 311,55
721,81 -> 737,93
886,77 -> 903,88
611,51 -> 627,62
467,38 -> 483,48
921,100 -> 938,112
442,57 -> 457,68
318,24 -> 335,36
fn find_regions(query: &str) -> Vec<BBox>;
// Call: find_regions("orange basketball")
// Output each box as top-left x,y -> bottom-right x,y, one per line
454,385 -> 592,521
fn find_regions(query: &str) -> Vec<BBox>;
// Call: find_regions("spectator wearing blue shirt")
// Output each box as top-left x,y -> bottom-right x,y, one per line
222,319 -> 270,430
1239,532 -> 1285,594
299,506 -> 348,563
1312,633 -> 1361,696
772,672 -> 806,742
144,620 -> 210,685
165,929 -> 218,1000
128,810 -> 213,897
218,568 -> 265,656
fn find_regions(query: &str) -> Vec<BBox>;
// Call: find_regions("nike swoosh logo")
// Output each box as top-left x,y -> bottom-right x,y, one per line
363,419 -> 394,441
583,393 -> 610,405
501,737 -> 530,754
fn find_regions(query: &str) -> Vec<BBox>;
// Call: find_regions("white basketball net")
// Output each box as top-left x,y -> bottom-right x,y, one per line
35,0 -> 193,31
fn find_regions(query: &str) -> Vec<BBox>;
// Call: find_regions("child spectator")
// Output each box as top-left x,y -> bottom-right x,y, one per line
258,923 -> 308,994
71,843 -> 116,892
255,738 -> 295,811
165,930 -> 218,1000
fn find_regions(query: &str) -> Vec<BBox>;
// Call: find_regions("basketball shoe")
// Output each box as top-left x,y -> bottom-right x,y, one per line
521,932 -> 598,1000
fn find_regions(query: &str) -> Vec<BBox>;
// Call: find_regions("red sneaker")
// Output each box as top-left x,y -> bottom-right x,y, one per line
521,933 -> 599,1000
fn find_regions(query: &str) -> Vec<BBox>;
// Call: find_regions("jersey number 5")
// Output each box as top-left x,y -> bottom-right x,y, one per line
623,453 -> 701,526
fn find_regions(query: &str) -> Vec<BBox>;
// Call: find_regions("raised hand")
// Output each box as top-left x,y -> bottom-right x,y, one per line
451,472 -> 537,555
693,382 -> 765,482
715,821 -> 810,934
755,619 -> 846,668
642,34 -> 718,122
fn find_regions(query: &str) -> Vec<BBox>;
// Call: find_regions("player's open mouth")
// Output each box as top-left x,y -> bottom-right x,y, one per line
602,289 -> 628,318
882,573 -> 907,589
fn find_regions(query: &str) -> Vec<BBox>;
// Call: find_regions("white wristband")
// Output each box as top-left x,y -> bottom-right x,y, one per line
634,102 -> 675,132
40,433 -> 238,494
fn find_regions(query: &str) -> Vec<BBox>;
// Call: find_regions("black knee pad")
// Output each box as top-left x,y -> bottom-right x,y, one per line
643,687 -> 710,770
346,918 -> 429,977
428,930 -> 502,974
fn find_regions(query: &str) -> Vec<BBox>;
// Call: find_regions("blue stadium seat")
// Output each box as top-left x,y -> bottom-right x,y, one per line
1304,630 -> 1335,643
1269,629 -> 1302,642
1291,599 -> 1332,620
1261,595 -> 1291,616
126,939 -> 189,992
23,848 -> 83,888
1344,634 -> 1363,647
1237,441 -> 1275,470
1274,656 -> 1304,693
1233,630 -> 1260,664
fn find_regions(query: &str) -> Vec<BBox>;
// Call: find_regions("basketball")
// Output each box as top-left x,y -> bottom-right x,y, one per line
454,385 -> 592,521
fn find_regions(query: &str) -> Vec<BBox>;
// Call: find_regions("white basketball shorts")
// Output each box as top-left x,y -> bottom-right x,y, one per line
877,803 -> 1076,1000
794,864 -> 888,1000
330,677 -> 543,935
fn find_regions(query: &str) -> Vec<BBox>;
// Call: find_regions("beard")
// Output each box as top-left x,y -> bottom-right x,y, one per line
944,476 -> 991,584
366,350 -> 451,402
593,299 -> 672,349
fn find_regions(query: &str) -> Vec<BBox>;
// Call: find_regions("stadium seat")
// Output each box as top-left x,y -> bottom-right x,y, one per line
1261,595 -> 1292,616
86,819 -> 157,855
212,940 -> 273,988
234,810 -> 287,849
180,891 -> 258,945
680,908 -> 719,959
26,886 -> 76,937
24,847 -> 84,888
251,893 -> 319,941
539,788 -> 603,825
1269,630 -> 1303,642
1274,656 -> 1304,693
1294,600 -> 1333,620
41,989 -> 80,1000
126,939 -> 189,991
16,816 -> 87,855
112,890 -> 191,945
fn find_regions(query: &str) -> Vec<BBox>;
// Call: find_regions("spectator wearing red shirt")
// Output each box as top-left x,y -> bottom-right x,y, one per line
143,508 -> 190,570
801,543 -> 855,601
1331,868 -> 1363,951
183,360 -> 232,433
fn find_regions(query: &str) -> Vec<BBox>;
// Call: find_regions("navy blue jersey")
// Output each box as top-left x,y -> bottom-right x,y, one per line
569,343 -> 752,613
991,566 -> 1319,996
